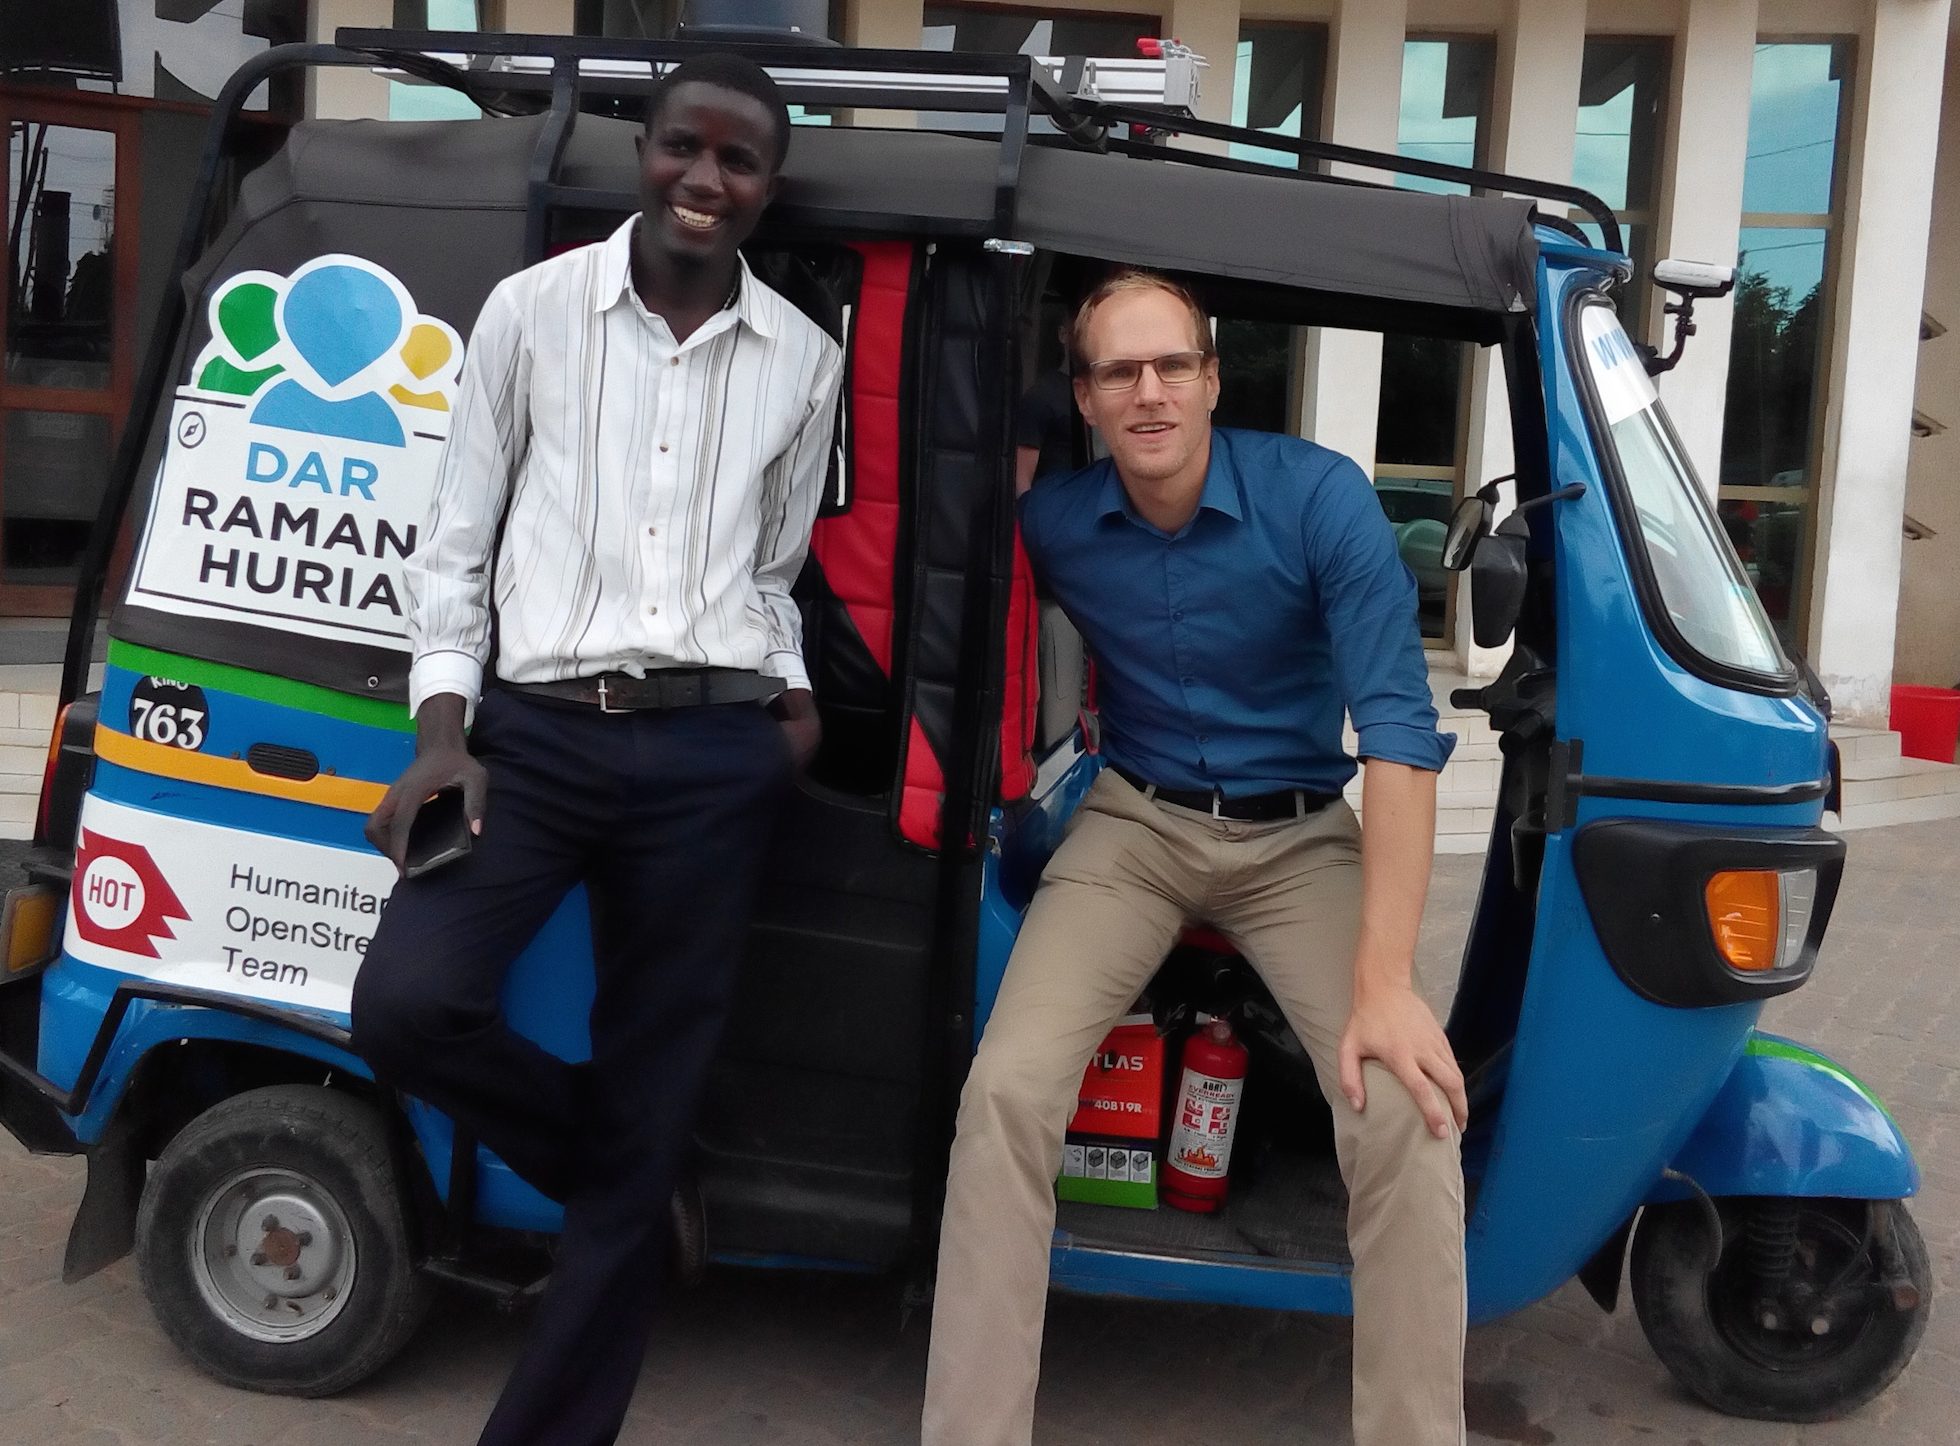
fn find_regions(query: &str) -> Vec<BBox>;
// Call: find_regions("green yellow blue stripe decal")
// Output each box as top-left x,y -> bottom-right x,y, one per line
108,640 -> 413,733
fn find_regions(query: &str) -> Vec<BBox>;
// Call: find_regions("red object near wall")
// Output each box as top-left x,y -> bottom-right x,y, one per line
1890,685 -> 1960,763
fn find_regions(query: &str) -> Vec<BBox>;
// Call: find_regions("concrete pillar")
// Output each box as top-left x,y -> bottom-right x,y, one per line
1298,0 -> 1405,474
1807,0 -> 1954,725
1894,19 -> 1960,692
841,0 -> 923,126
1167,0 -> 1241,129
846,0 -> 923,47
1652,0 -> 1758,499
310,0 -> 393,119
494,0 -> 575,32
1450,0 -> 1584,678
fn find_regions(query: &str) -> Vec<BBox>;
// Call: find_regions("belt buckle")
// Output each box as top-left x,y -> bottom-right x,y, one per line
595,677 -> 627,714
1210,790 -> 1229,821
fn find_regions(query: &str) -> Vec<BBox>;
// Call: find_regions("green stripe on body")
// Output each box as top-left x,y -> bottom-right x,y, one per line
107,640 -> 414,733
1746,1034 -> 1897,1127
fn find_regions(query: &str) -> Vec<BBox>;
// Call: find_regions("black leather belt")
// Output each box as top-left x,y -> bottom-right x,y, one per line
1110,764 -> 1338,822
505,669 -> 783,712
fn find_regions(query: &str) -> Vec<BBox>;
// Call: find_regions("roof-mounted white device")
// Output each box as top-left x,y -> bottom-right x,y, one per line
1642,258 -> 1738,376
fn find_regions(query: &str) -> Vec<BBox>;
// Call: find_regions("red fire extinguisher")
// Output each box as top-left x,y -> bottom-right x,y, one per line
1163,1016 -> 1248,1214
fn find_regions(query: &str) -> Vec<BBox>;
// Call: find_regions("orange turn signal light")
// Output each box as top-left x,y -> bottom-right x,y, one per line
1,884 -> 58,974
1705,870 -> 1781,971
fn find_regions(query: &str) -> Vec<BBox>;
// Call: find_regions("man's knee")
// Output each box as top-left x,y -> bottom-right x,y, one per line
348,955 -> 492,1083
1344,1062 -> 1461,1182
956,1037 -> 1073,1148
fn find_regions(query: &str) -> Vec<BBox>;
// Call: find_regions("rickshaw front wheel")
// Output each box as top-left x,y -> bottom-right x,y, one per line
135,1084 -> 432,1397
1630,1196 -> 1931,1422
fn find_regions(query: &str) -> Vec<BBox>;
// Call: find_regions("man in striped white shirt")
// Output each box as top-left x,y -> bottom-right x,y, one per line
351,54 -> 842,1446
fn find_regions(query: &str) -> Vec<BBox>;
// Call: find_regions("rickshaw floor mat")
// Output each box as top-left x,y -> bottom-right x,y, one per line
1056,1153 -> 1353,1265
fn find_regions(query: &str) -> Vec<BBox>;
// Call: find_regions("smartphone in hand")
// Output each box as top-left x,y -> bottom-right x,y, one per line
403,786 -> 473,878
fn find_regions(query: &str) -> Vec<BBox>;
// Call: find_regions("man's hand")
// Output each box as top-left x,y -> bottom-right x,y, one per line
1341,756 -> 1463,1138
773,687 -> 821,770
1337,982 -> 1468,1139
363,692 -> 487,874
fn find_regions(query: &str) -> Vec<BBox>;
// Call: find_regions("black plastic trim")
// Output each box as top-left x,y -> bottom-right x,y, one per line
37,694 -> 99,853
0,978 -> 353,1120
1573,819 -> 1844,1008
1564,288 -> 1801,699
1572,771 -> 1831,808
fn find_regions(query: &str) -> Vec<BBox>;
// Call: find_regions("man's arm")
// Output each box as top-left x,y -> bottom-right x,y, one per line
365,282 -> 527,869
1303,454 -> 1465,1136
754,339 -> 845,767
1337,759 -> 1466,1138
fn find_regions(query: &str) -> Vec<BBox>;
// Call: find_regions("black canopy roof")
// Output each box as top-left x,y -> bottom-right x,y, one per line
559,119 -> 1542,323
212,111 -> 1538,330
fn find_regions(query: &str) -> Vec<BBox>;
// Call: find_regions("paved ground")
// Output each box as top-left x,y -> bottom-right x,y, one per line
3,816 -> 1956,1445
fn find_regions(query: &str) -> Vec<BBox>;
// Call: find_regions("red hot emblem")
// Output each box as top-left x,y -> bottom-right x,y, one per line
71,829 -> 191,958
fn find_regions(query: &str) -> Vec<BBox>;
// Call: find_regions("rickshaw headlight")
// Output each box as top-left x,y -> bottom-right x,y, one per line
1705,868 -> 1818,973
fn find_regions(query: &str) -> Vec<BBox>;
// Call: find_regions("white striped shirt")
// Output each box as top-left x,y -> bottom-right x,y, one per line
405,215 -> 844,719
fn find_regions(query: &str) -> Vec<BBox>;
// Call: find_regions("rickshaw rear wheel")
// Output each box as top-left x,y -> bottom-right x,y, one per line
135,1084 -> 432,1397
1631,1196 -> 1931,1422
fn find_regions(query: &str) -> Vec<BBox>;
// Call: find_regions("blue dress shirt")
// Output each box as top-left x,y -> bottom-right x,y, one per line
1017,427 -> 1455,798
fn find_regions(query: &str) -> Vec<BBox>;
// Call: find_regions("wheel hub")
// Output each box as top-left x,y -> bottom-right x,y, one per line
193,1170 -> 356,1342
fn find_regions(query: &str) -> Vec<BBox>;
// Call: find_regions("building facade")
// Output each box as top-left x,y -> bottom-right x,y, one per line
6,0 -> 1955,723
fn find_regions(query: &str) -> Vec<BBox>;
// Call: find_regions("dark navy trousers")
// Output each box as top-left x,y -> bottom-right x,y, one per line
351,687 -> 792,1446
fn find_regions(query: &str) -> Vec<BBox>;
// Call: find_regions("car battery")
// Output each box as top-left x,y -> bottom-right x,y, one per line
1056,1013 -> 1164,1208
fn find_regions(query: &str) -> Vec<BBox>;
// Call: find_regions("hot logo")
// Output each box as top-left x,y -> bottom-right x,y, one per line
71,830 -> 191,958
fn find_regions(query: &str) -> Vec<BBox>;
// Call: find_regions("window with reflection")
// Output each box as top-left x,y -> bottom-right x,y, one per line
1230,24 -> 1328,170
1572,38 -> 1669,337
921,4 -> 1160,134
388,0 -> 484,120
5,121 -> 116,391
1212,23 -> 1330,450
1717,40 -> 1849,645
922,5 -> 1157,62
1378,37 -> 1494,640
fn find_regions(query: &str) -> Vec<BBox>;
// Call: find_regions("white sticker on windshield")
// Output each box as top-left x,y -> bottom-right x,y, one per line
1580,306 -> 1659,426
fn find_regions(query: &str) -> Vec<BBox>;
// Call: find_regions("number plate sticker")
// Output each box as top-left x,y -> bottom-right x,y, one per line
129,676 -> 212,751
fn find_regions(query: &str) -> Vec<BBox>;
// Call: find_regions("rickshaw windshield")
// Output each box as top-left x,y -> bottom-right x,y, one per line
1574,300 -> 1789,681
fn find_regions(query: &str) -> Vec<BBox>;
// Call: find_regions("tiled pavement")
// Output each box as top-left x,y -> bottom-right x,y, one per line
2,817 -> 1956,1445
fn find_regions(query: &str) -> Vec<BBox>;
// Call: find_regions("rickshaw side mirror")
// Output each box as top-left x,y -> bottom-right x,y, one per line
1469,511 -> 1530,648
1442,495 -> 1493,572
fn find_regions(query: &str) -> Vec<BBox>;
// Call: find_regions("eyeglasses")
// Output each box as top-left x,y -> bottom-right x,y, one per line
1078,350 -> 1211,392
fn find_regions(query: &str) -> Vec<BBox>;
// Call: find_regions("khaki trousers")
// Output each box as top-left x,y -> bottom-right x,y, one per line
922,771 -> 1466,1446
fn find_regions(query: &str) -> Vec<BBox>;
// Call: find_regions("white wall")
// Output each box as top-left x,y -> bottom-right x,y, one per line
1808,0 -> 1954,724
1893,13 -> 1960,692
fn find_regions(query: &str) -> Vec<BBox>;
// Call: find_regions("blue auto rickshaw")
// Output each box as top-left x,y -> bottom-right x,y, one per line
0,25 -> 1929,1423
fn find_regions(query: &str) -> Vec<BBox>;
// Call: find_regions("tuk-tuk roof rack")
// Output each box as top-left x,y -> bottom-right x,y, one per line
333,29 -> 1622,255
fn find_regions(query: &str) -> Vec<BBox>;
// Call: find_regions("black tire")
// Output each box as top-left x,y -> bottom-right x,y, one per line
1631,1196 -> 1932,1422
134,1084 -> 432,1397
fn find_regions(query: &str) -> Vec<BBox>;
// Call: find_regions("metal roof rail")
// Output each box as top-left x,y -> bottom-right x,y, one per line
335,30 -> 1618,252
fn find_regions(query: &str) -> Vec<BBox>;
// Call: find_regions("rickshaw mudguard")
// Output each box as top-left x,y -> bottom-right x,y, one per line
37,956 -> 374,1147
1648,1031 -> 1918,1204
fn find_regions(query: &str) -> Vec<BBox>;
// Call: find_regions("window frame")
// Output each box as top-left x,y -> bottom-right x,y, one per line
1717,34 -> 1856,655
1388,32 -> 1499,648
1569,287 -> 1799,697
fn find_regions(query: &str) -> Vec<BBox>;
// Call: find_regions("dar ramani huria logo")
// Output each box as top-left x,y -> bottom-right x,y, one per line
190,255 -> 463,447
72,830 -> 192,959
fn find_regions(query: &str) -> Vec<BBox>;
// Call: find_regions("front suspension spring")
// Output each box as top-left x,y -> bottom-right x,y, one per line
1745,1199 -> 1801,1286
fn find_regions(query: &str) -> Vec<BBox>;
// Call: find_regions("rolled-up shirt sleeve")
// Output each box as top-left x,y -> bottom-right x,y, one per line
1304,457 -> 1456,773
753,337 -> 844,694
404,279 -> 529,724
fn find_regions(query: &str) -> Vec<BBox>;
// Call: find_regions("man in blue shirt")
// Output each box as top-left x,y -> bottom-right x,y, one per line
922,271 -> 1468,1446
